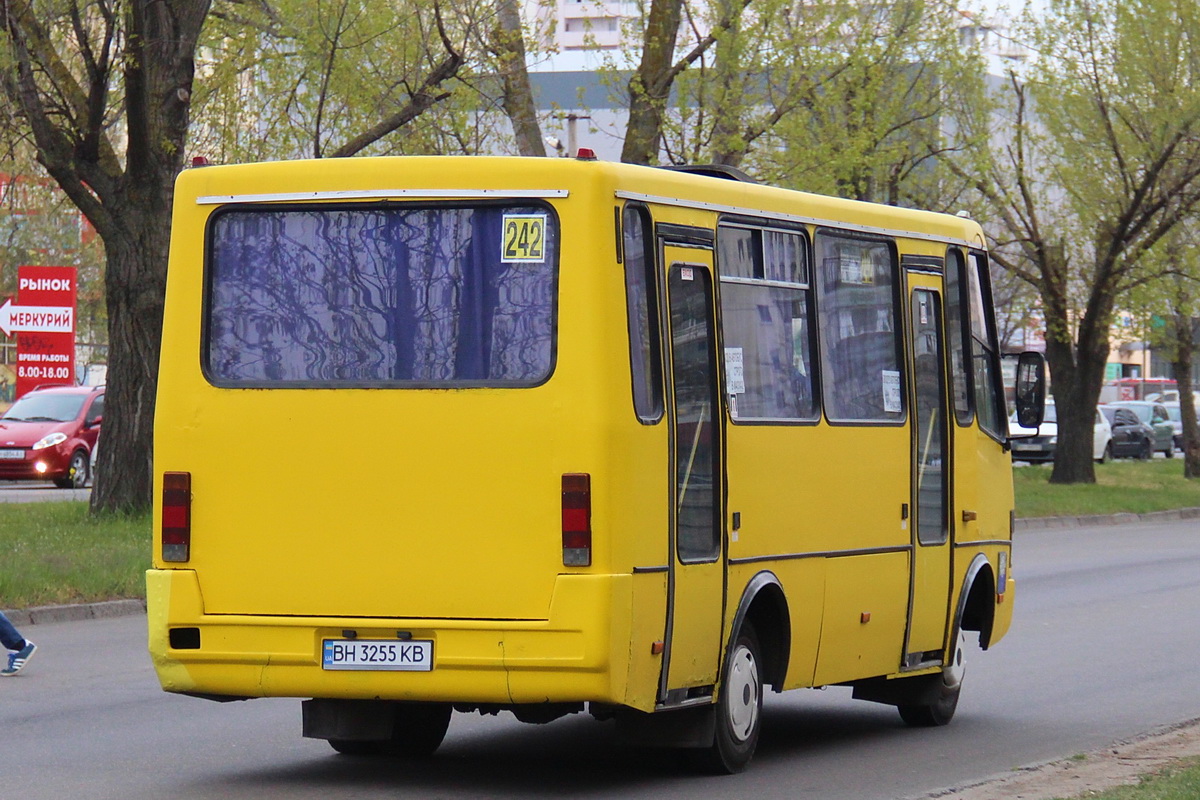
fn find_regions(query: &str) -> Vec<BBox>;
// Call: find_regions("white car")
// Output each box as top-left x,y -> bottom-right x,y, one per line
1009,401 -> 1113,463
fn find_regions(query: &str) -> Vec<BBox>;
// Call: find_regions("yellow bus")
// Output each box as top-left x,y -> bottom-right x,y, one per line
148,155 -> 1044,773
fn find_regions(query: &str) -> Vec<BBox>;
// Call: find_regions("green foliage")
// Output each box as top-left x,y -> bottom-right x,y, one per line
659,0 -> 989,210
0,503 -> 149,608
193,0 -> 496,163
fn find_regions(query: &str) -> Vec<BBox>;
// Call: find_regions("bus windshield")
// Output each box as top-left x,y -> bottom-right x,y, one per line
206,204 -> 558,387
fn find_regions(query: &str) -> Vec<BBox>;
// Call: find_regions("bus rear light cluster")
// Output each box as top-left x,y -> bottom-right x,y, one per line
561,473 -> 591,566
162,471 -> 192,562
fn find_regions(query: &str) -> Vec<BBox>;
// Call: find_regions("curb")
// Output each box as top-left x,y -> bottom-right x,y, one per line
1,598 -> 146,627
1014,505 -> 1200,531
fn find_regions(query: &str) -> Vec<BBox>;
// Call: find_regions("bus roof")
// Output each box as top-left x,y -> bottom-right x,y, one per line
178,155 -> 985,249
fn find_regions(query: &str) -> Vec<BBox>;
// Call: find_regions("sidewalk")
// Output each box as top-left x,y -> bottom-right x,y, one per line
1014,505 -> 1200,530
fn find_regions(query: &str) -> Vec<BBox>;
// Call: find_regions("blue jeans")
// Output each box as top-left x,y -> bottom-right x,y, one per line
0,611 -> 26,652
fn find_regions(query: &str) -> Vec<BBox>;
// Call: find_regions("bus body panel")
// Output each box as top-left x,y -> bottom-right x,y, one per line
148,567 -> 638,705
811,552 -> 910,686
157,162 -> 639,623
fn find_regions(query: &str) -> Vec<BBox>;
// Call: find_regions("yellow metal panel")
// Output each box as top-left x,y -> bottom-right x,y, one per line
624,572 -> 668,711
812,552 -> 909,686
148,568 -> 633,704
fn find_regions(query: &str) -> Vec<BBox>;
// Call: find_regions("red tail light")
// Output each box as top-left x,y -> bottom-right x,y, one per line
562,473 -> 591,566
162,472 -> 191,562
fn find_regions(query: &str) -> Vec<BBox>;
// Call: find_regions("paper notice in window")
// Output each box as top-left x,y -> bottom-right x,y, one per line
882,370 -> 901,413
725,348 -> 745,394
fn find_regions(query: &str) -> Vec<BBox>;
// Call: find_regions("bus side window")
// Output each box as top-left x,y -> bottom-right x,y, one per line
622,205 -> 663,423
967,252 -> 1005,438
814,231 -> 904,423
945,249 -> 974,426
717,224 -> 817,422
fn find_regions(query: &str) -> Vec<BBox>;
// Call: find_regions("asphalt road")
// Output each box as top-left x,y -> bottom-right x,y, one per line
2,518 -> 1199,799
0,480 -> 90,502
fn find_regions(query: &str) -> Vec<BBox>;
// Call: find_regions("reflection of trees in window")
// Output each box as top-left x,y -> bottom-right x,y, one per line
945,249 -> 973,425
207,205 -> 556,385
622,206 -> 662,421
717,225 -> 816,421
669,267 -> 719,563
815,233 -> 902,422
968,253 -> 1004,437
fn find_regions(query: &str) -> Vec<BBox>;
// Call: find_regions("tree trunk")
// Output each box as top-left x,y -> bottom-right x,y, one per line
90,215 -> 168,511
1172,316 -> 1200,478
1047,298 -> 1113,485
88,0 -> 210,514
621,0 -> 683,165
493,0 -> 544,157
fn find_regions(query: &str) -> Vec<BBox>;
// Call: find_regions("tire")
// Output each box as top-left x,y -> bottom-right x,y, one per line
898,632 -> 965,728
329,702 -> 452,758
1097,442 -> 1112,464
1164,442 -> 1174,458
691,623 -> 763,774
1138,439 -> 1153,460
54,450 -> 90,489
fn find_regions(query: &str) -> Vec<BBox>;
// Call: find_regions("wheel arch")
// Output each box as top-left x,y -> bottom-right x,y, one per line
955,553 -> 997,651
728,571 -> 791,692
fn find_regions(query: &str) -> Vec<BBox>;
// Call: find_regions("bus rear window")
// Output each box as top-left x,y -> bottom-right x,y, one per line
204,204 -> 557,386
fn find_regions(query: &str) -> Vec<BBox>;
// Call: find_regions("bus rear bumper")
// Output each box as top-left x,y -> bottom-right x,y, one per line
146,569 -> 635,706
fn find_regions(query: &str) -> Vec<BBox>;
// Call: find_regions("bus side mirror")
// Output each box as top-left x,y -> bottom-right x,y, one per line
1013,351 -> 1046,429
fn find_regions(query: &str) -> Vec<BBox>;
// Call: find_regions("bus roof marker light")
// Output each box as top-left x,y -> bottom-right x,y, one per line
575,148 -> 598,161
562,473 -> 592,567
162,471 -> 192,562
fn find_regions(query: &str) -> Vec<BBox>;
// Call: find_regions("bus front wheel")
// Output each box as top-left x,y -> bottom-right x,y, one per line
898,632 -> 965,727
692,623 -> 763,774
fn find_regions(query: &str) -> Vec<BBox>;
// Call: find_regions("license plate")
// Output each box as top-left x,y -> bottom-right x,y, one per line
322,639 -> 433,671
0,449 -> 25,460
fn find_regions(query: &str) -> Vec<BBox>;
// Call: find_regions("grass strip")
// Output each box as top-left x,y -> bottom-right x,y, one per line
1014,459 -> 1200,519
1050,757 -> 1200,800
0,501 -> 149,608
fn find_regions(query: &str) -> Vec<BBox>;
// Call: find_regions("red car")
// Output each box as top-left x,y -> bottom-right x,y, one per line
0,385 -> 104,488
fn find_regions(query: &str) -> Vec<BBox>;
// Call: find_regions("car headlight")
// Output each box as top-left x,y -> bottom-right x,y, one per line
32,432 -> 68,450
1048,436 -> 1057,445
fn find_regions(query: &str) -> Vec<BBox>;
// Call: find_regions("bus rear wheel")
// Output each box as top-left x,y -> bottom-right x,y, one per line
329,702 -> 452,758
898,632 -> 965,727
691,623 -> 763,774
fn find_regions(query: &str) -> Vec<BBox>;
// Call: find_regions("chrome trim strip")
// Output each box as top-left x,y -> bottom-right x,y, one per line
954,539 -> 1012,549
615,190 -> 978,248
729,544 -> 912,566
655,695 -> 715,711
632,565 -> 670,574
198,189 -> 570,205
719,276 -> 810,291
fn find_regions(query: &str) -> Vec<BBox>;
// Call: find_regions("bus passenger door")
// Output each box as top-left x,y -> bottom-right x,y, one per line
904,281 -> 952,665
660,245 -> 725,701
